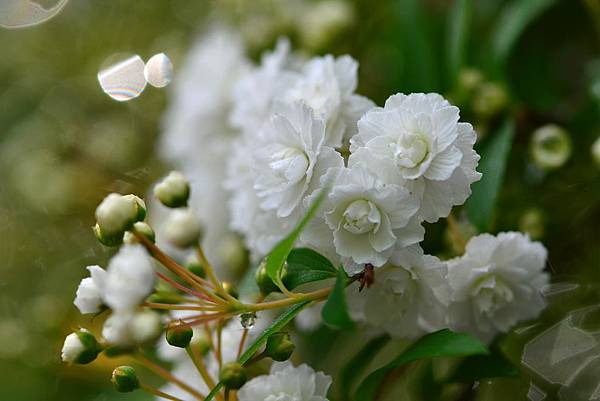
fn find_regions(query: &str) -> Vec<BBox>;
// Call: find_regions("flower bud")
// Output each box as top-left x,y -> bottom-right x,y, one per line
123,222 -> 156,244
185,255 -> 206,278
216,235 -> 248,275
95,193 -> 138,236
221,281 -> 239,299
472,82 -> 508,119
255,259 -> 280,296
163,209 -> 203,248
191,331 -> 212,356
154,171 -> 190,208
265,332 -> 295,361
129,310 -> 163,345
93,223 -> 123,247
61,329 -> 102,364
166,321 -> 193,348
519,208 -> 545,240
219,362 -> 247,390
123,194 -> 146,222
530,124 -> 572,170
147,291 -> 182,304
111,366 -> 140,392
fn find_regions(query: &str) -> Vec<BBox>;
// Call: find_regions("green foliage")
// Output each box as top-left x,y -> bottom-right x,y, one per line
354,329 -> 489,401
321,266 -> 354,330
446,0 -> 473,86
282,248 -> 337,290
447,348 -> 520,383
466,118 -> 515,231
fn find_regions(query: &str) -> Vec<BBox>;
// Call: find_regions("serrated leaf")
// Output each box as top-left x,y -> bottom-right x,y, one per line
466,118 -> 515,231
321,266 -> 354,330
339,334 -> 390,401
283,248 -> 337,290
264,189 -> 327,287
354,329 -> 489,401
446,0 -> 473,86
203,301 -> 311,401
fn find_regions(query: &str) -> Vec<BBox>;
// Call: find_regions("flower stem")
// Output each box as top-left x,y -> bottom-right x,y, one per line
186,346 -> 224,401
196,245 -> 240,305
140,383 -> 185,401
135,353 -> 205,400
242,286 -> 334,312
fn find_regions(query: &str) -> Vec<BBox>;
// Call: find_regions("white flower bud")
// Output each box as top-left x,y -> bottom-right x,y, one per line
61,329 -> 101,364
73,265 -> 107,314
154,171 -> 190,208
123,194 -> 147,222
123,222 -> 155,244
530,124 -> 572,170
163,208 -> 202,248
128,310 -> 163,345
95,193 -> 138,236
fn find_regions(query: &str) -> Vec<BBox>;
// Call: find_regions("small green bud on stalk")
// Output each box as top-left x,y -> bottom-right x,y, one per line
530,124 -> 572,170
255,259 -> 280,295
185,256 -> 206,278
191,331 -> 212,356
221,281 -> 239,299
154,171 -> 190,208
95,193 -> 138,236
166,321 -> 193,348
93,223 -> 123,247
265,332 -> 295,361
147,291 -> 182,304
123,222 -> 156,244
111,366 -> 140,392
163,209 -> 203,248
61,329 -> 102,364
220,362 -> 247,390
472,82 -> 508,120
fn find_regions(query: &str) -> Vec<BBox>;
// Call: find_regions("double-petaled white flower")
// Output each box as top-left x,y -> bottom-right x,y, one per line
348,246 -> 449,339
74,265 -> 106,314
447,232 -> 549,342
254,101 -> 344,218
350,93 -> 481,223
238,362 -> 331,401
284,54 -> 374,147
302,163 -> 422,274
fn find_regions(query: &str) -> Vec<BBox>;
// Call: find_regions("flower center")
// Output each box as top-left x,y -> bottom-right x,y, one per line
472,275 -> 514,317
269,147 -> 309,184
390,132 -> 429,168
342,199 -> 380,234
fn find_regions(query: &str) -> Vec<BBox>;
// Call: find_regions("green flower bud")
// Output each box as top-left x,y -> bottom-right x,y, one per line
519,208 -> 545,240
265,332 -> 295,361
458,68 -> 484,93
166,322 -> 193,348
111,366 -> 140,392
191,331 -> 211,356
164,209 -> 203,248
221,282 -> 239,299
530,124 -> 572,170
123,222 -> 156,244
123,194 -> 146,222
472,82 -> 508,119
147,291 -> 182,304
154,171 -> 190,208
93,223 -> 123,247
219,362 -> 247,390
185,256 -> 206,278
95,193 -> 138,236
255,259 -> 280,296
61,329 -> 102,364
216,235 -> 248,276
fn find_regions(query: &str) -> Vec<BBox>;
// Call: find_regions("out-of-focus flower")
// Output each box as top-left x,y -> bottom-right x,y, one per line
154,171 -> 190,208
530,124 -> 572,170
238,361 -> 331,401
74,265 -> 106,314
350,93 -> 482,223
592,135 -> 600,167
298,0 -> 354,50
163,208 -> 203,248
448,232 -> 549,342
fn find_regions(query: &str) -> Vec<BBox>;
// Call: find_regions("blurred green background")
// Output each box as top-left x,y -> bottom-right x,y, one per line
0,0 -> 598,400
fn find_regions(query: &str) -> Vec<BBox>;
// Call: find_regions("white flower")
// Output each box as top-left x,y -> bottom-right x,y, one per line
163,208 -> 203,248
95,193 -> 138,235
447,232 -> 549,342
302,163 -> 422,274
254,101 -> 344,218
104,244 -> 156,311
350,93 -> 481,223
102,310 -> 162,346
73,265 -> 106,314
230,38 -> 300,134
347,246 -> 449,339
284,54 -> 374,147
238,362 -> 331,401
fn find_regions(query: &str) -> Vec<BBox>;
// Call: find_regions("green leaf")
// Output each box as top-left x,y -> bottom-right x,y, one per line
321,266 -> 354,330
339,334 -> 390,401
264,189 -> 327,286
490,0 -> 557,70
446,0 -> 473,86
354,329 -> 489,401
283,248 -> 337,290
466,118 -> 515,231
447,349 -> 520,383
203,301 -> 311,401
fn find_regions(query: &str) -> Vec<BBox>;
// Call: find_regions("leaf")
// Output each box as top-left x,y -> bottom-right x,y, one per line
321,266 -> 354,329
264,189 -> 327,286
466,118 -> 515,231
203,301 -> 311,401
446,0 -> 473,86
283,248 -> 337,290
447,349 -> 520,383
339,334 -> 390,401
490,0 -> 557,70
353,329 -> 489,401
